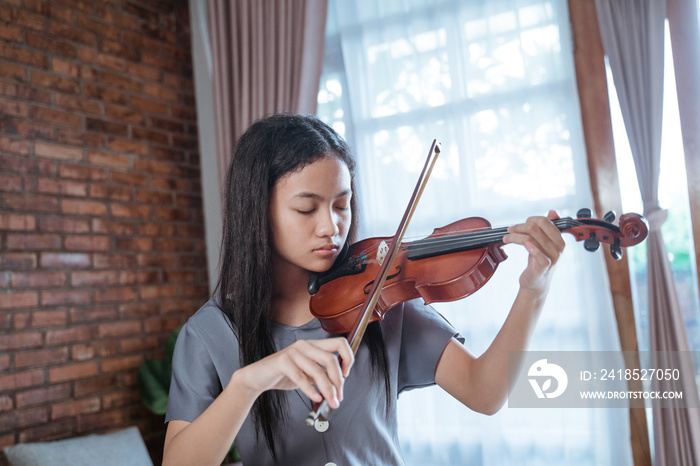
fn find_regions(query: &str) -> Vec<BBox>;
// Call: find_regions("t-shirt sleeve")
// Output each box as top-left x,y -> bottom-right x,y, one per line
165,319 -> 222,423
397,300 -> 464,394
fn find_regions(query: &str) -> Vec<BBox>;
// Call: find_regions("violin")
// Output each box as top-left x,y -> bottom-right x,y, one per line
307,208 -> 649,334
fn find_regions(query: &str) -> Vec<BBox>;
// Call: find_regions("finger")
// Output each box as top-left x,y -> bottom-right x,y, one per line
508,234 -> 559,269
546,209 -> 560,221
524,240 -> 553,270
292,352 -> 341,408
279,360 -> 323,403
283,345 -> 341,407
310,337 -> 355,378
305,339 -> 352,401
293,340 -> 346,396
539,213 -> 566,252
506,217 -> 564,261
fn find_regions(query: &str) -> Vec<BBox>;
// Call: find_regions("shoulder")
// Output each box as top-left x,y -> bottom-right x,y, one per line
383,298 -> 453,330
382,298 -> 464,353
166,298 -> 237,422
176,297 -> 238,357
185,297 -> 232,328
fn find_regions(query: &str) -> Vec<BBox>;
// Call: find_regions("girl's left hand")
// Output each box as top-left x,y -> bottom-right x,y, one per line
503,210 -> 565,296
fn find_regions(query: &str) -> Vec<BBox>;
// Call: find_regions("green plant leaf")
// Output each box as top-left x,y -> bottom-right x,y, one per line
138,326 -> 182,415
166,326 -> 182,363
138,358 -> 170,415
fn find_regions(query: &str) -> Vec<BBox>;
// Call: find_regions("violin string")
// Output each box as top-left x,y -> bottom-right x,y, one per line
405,218 -> 584,256
408,230 -> 508,255
353,218 -> 584,259
422,218 -> 582,248
359,228 -> 499,256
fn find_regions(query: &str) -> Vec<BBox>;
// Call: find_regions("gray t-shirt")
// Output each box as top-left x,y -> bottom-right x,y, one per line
166,297 -> 460,465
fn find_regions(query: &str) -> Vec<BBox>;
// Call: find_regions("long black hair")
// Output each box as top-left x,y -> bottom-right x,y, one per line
215,114 -> 389,458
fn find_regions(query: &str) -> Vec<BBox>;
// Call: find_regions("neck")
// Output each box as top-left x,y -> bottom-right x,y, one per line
271,258 -> 315,327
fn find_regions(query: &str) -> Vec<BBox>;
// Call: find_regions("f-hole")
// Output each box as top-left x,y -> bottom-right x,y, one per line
363,266 -> 401,294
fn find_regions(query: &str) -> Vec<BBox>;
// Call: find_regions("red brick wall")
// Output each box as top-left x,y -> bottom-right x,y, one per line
0,0 -> 208,462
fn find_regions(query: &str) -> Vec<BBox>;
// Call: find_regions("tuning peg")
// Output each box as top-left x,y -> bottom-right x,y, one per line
603,211 -> 616,223
577,208 -> 592,219
584,233 -> 600,252
610,239 -> 622,260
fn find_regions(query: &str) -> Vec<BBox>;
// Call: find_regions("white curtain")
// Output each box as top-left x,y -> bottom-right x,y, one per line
318,0 -> 633,464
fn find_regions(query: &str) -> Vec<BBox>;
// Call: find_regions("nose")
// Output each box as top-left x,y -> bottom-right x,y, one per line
316,207 -> 340,237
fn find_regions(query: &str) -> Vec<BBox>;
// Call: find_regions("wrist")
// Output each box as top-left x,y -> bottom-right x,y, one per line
226,367 -> 262,403
515,286 -> 547,314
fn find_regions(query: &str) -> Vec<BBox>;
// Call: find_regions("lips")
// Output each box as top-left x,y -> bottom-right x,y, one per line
312,244 -> 340,255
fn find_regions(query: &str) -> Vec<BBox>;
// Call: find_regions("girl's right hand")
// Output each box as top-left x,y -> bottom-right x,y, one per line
231,337 -> 354,408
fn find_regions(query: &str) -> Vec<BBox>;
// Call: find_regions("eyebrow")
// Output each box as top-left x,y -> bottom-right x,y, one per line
293,189 -> 352,201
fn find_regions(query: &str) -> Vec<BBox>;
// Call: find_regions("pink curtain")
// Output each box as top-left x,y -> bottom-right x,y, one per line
594,1 -> 700,465
208,0 -> 329,187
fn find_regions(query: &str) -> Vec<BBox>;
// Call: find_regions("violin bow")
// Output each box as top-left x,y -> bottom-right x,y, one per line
305,139 -> 442,426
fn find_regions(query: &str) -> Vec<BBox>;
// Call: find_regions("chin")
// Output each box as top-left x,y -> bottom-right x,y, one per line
305,258 -> 338,274
306,263 -> 333,274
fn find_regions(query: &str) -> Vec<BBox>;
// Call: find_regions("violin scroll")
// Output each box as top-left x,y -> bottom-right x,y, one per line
618,213 -> 649,246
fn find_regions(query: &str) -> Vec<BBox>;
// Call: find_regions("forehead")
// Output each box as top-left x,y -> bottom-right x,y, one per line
273,156 -> 351,198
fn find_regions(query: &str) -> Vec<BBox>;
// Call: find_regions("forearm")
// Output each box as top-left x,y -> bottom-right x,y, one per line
471,287 -> 546,411
162,371 -> 258,466
437,287 -> 546,415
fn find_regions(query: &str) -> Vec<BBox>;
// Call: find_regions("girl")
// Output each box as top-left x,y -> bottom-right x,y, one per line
163,114 -> 565,465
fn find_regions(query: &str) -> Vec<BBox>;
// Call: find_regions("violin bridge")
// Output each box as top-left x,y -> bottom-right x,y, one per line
376,240 -> 389,266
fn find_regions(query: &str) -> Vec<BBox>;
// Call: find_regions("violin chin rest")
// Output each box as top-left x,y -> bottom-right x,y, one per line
308,272 -> 321,295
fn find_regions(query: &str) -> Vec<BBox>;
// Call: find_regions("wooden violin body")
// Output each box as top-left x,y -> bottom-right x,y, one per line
308,209 -> 648,334
308,217 -> 507,333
